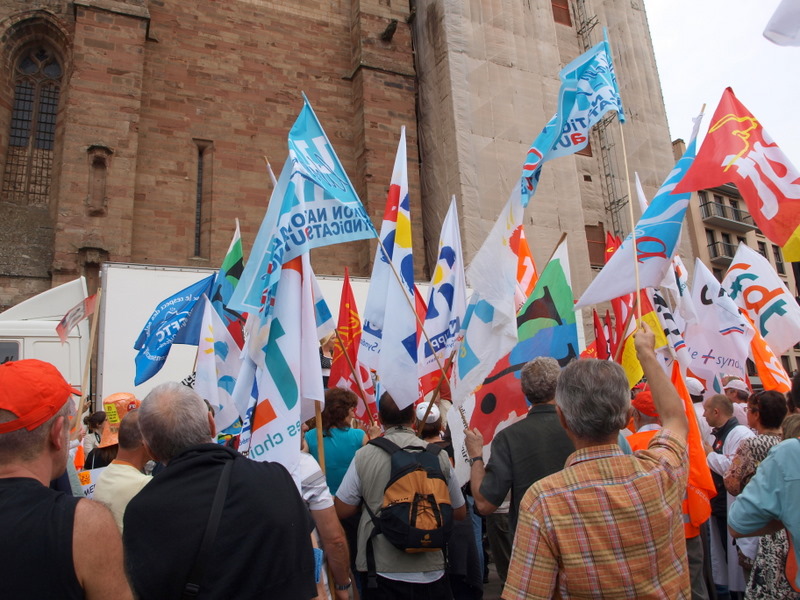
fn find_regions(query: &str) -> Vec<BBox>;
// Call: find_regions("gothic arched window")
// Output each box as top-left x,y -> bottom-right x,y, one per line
2,45 -> 62,206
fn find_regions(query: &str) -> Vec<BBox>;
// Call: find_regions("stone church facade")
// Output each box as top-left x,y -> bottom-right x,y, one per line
0,0 -> 675,312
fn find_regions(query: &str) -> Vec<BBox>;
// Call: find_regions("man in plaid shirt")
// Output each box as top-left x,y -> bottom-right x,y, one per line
504,322 -> 691,599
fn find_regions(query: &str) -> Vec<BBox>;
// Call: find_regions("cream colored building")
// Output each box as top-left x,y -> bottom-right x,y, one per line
677,139 -> 800,378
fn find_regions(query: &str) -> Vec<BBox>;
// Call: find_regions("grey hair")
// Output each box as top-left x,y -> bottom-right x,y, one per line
139,382 -> 211,462
520,357 -> 561,405
556,359 -> 630,442
0,399 -> 74,462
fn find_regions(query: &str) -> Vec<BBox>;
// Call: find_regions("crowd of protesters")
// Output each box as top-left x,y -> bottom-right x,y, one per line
1,322 -> 800,599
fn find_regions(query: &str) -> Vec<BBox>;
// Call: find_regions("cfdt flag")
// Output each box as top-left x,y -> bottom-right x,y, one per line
521,30 -> 625,203
674,88 -> 800,260
359,127 -> 419,409
228,96 -> 376,323
133,275 -> 215,385
723,242 -> 800,355
576,126 -> 700,309
418,197 -> 467,385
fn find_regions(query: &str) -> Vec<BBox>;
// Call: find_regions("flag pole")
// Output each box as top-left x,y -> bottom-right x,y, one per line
617,124 -> 642,324
374,236 -> 452,393
332,328 -> 376,426
315,400 -> 326,475
73,287 -> 102,440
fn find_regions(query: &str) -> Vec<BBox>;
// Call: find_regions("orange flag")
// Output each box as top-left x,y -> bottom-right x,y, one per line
512,226 -> 539,310
742,312 -> 792,393
671,362 -> 715,534
674,87 -> 800,260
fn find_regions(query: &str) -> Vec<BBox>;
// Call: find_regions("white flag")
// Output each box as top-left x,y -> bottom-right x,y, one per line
722,242 -> 800,355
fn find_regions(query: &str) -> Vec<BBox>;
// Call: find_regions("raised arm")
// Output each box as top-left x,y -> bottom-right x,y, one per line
634,321 -> 688,442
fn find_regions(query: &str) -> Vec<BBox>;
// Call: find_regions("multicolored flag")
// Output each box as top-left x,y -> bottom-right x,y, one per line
209,220 -> 245,348
56,294 -> 97,344
514,227 -> 539,309
418,197 -> 467,389
469,234 -> 578,443
228,96 -> 376,322
674,88 -> 800,260
722,242 -> 800,355
521,30 -> 625,203
684,259 -> 753,387
618,290 -> 668,387
133,275 -> 215,385
247,254 -> 325,470
576,128 -> 699,309
194,296 -> 242,431
329,268 -> 377,424
452,186 -> 523,406
358,127 -> 419,409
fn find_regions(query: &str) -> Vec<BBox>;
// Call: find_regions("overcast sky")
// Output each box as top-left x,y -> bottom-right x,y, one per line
642,0 -> 800,163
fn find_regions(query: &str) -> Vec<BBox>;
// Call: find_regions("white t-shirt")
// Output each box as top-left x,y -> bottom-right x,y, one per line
289,452 -> 334,511
93,461 -> 151,532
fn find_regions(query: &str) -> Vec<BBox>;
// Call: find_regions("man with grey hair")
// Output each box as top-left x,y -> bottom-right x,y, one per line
0,359 -> 132,600
503,322 -> 691,599
123,382 -> 317,599
465,356 -> 574,534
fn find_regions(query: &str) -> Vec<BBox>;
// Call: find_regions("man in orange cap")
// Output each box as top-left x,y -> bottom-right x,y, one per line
0,359 -> 132,599
627,390 -> 662,451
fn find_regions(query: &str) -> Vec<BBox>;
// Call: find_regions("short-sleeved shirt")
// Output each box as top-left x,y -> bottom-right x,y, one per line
503,428 -> 690,600
93,461 -> 151,531
479,404 -> 574,530
728,437 -> 800,590
336,426 -> 465,577
290,452 -> 334,511
306,427 -> 364,495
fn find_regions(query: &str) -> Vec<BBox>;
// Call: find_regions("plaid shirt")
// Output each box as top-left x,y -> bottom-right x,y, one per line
503,429 -> 690,600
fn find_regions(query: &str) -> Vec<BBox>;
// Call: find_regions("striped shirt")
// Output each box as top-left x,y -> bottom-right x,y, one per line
503,429 -> 690,600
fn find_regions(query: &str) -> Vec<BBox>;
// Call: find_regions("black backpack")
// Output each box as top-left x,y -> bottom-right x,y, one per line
364,437 -> 454,586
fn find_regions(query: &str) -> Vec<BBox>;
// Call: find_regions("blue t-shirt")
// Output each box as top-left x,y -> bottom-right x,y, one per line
306,427 -> 365,495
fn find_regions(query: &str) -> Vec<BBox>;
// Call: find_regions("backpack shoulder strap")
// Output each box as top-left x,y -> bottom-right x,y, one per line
368,436 -> 401,455
424,443 -> 444,456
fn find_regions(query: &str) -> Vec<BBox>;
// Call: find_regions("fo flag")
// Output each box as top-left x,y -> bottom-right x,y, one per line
521,30 -> 624,204
133,275 -> 214,386
674,88 -> 800,260
56,294 -> 97,344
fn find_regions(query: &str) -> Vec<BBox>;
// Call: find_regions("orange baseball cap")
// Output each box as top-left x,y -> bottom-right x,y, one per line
0,360 -> 80,434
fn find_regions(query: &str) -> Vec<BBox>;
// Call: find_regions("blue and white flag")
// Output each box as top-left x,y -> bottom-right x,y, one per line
194,296 -> 243,431
575,130 -> 700,309
521,31 -> 624,204
228,96 -> 376,324
133,275 -> 215,385
418,196 -> 467,381
452,186 -> 523,406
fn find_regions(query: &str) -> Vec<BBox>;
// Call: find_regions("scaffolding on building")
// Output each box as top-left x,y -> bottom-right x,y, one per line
572,0 -> 629,238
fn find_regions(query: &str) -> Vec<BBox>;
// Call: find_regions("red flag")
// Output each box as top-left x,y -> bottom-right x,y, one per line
593,309 -> 609,360
56,294 -> 97,344
604,310 -> 617,357
604,231 -> 620,264
674,87 -> 800,259
329,268 -> 377,424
